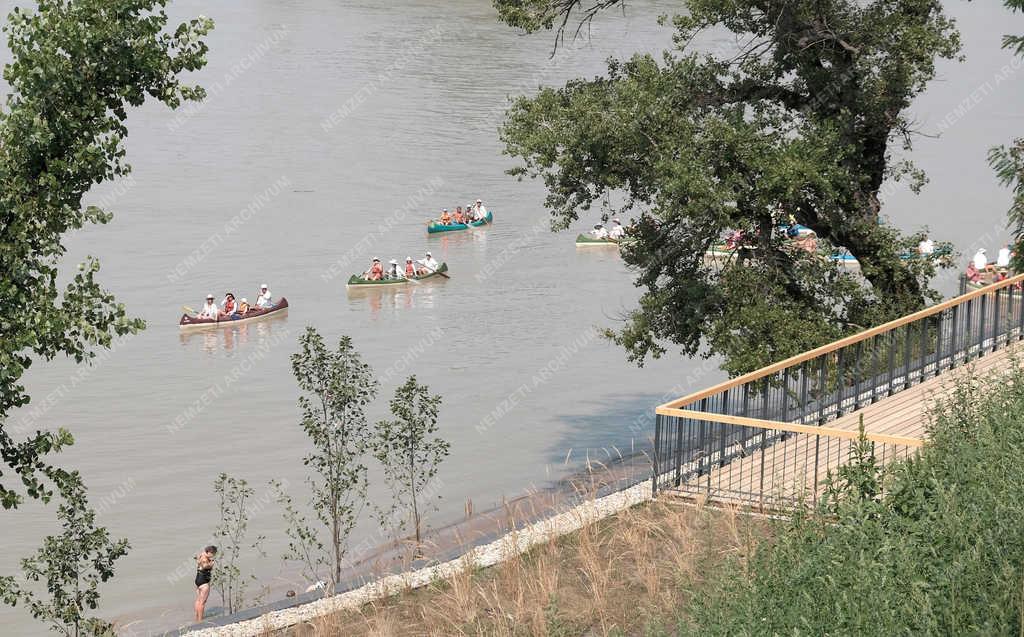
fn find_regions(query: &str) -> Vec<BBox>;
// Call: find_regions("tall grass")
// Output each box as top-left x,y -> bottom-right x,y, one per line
686,361 -> 1024,636
277,499 -> 765,636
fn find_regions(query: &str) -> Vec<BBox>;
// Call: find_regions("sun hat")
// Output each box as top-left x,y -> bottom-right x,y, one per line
389,259 -> 398,264
206,294 -> 214,299
406,256 -> 412,261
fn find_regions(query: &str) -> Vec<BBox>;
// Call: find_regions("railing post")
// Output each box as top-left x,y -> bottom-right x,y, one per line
652,413 -> 662,497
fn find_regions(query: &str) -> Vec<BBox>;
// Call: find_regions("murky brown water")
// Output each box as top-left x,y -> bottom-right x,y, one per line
2,1 -> 1020,633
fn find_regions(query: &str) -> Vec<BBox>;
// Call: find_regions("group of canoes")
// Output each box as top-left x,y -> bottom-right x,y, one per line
179,284 -> 289,330
966,245 -> 1015,287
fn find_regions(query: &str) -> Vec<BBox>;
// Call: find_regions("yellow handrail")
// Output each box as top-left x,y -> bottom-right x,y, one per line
655,407 -> 925,447
658,273 -> 1024,411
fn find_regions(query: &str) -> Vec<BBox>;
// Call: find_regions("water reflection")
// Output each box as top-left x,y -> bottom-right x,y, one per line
178,314 -> 290,354
345,279 -> 445,318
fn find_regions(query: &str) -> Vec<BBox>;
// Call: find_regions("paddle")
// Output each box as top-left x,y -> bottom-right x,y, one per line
182,305 -> 198,316
415,260 -> 449,279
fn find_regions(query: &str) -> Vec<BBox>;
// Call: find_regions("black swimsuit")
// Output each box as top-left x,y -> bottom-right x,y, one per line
195,567 -> 212,588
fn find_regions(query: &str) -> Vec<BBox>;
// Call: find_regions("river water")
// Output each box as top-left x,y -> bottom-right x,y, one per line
2,1 -> 1020,634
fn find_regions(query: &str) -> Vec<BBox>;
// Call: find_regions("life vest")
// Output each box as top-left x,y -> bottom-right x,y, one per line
440,212 -> 451,224
406,263 -> 415,276
370,262 -> 383,279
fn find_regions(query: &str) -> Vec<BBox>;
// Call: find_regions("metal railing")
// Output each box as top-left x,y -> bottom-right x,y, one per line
653,273 -> 1024,509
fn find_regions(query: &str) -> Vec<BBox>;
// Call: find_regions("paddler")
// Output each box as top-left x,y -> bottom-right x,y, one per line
465,202 -> 477,221
256,284 -> 273,308
387,259 -> 401,279
238,298 -> 250,316
591,223 -> 609,240
405,256 -> 416,278
439,209 -> 452,225
417,251 -> 439,275
608,218 -> 625,240
365,257 -> 384,281
454,206 -> 465,224
474,198 -> 488,218
199,294 -> 219,319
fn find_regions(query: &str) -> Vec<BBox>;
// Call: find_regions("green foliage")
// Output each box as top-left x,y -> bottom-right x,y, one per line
0,0 -> 212,508
212,473 -> 265,615
495,0 -> 959,374
686,363 -> 1024,635
270,479 -> 326,588
0,475 -> 129,636
373,375 -> 448,547
288,327 -> 377,587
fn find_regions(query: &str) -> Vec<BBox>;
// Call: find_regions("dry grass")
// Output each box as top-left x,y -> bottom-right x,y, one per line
275,498 -> 770,637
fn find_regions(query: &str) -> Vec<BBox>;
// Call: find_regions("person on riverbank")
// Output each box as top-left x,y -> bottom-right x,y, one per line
194,545 -> 217,622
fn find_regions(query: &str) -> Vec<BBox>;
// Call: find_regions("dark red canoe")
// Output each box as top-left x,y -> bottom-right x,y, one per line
178,297 -> 289,331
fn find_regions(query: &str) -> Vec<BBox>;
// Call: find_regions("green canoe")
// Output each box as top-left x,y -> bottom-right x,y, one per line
575,233 -> 621,247
346,263 -> 448,288
427,211 -> 493,235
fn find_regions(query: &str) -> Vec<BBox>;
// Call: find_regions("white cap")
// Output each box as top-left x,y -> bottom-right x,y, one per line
612,218 -> 620,223
206,294 -> 214,299
389,259 -> 398,265
443,208 -> 448,212
979,248 -> 987,253
372,256 -> 380,261
240,298 -> 247,303
406,256 -> 412,261
425,251 -> 432,257
476,198 -> 482,203
260,283 -> 268,289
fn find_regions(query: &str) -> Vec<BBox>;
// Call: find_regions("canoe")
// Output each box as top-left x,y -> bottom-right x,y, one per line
346,263 -> 448,288
427,211 -> 493,235
575,233 -> 621,247
179,297 -> 289,331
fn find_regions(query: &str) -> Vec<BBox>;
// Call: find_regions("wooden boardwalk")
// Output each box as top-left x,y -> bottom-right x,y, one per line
674,342 -> 1023,509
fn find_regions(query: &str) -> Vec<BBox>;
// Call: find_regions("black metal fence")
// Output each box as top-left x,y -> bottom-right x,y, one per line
653,274 -> 1024,509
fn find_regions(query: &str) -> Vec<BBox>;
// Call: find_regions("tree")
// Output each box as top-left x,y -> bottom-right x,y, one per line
373,376 -> 448,548
494,0 -> 960,375
0,0 -> 213,508
288,327 -> 377,588
211,473 -> 265,615
991,0 -> 1024,269
0,474 -> 130,636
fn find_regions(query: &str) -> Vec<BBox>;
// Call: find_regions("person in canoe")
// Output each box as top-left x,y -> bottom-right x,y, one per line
465,202 -> 476,221
591,223 -> 609,240
256,284 -> 273,308
365,257 -> 384,281
454,206 -> 465,224
387,259 -> 402,279
238,298 -> 250,316
417,251 -> 439,275
473,198 -> 488,218
405,256 -> 416,278
439,209 -> 452,225
199,294 -> 219,319
221,292 -> 238,318
608,218 -> 626,240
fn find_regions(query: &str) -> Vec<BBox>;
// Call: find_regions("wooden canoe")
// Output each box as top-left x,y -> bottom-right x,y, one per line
179,297 -> 289,331
575,233 -> 622,247
427,211 -> 492,234
346,263 -> 448,288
